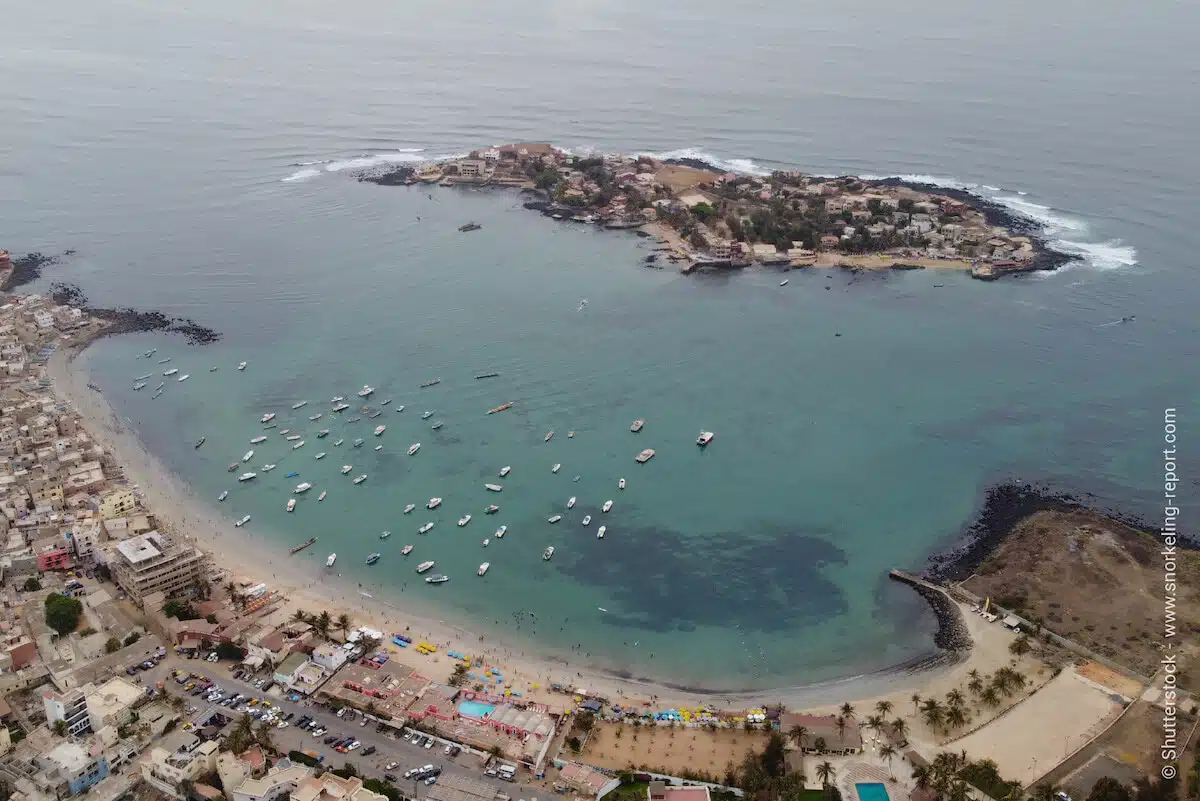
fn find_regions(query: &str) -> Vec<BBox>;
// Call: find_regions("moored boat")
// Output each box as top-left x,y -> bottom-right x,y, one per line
293,401 -> 308,409
402,544 -> 413,555
567,496 -> 576,509
495,525 -> 507,538
499,466 -> 511,477
341,465 -> 353,474
431,421 -> 443,430
235,515 -> 251,527
426,497 -> 442,509
238,472 -> 257,482
543,546 -> 555,561
420,378 -> 441,388
353,438 -> 364,448
478,562 -> 490,576
262,464 -> 277,472
457,514 -> 472,527
317,491 -> 327,501
326,553 -> 337,567
544,430 -> 554,442
485,483 -> 503,492
177,374 -> 190,382
238,361 -> 247,371
334,439 -> 344,446
290,536 -> 317,554
331,396 -> 344,403
419,522 -> 434,534
697,431 -> 714,446
582,515 -> 591,526
407,443 -> 421,455
194,437 -> 206,449
400,503 -> 414,515
425,574 -> 449,584
631,419 -> 644,433
485,505 -> 499,515
133,382 -> 147,390
317,429 -> 330,438
286,433 -> 301,441
597,525 -> 606,539
309,414 -> 322,421
332,402 -> 350,412
636,448 -> 655,463
374,425 -> 386,436
292,440 -> 305,450
602,500 -> 613,513
358,385 -> 375,397
135,373 -> 152,381
353,474 -> 367,484
421,410 -> 434,420
548,514 -> 562,523
552,463 -> 561,473
416,560 -> 435,573
218,490 -> 228,502
366,553 -> 381,565
261,413 -> 275,423
286,499 -> 296,512
315,452 -> 326,460
294,482 -> 312,493
228,463 -> 239,472
251,435 -> 267,444
487,402 -> 512,415
619,477 -> 626,490
482,538 -> 490,547
163,368 -> 179,376
381,398 -> 392,406
380,530 -> 391,540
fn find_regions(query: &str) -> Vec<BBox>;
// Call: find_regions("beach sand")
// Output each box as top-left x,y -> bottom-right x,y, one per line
49,342 -> 1032,720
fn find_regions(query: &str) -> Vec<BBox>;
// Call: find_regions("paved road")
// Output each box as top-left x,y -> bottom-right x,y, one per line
146,658 -> 542,799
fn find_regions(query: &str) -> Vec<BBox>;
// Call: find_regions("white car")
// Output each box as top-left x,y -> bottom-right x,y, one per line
424,739 -> 433,749
347,741 -> 360,751
336,708 -> 345,718
385,762 -> 398,771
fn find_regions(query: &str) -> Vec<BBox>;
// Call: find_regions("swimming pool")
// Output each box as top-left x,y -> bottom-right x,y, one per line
856,783 -> 891,801
457,700 -> 496,719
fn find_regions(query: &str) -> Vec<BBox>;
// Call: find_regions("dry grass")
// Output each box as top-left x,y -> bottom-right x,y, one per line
581,722 -> 766,778
654,164 -> 721,194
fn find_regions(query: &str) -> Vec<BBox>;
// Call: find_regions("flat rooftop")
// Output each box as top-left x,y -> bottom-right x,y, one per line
115,531 -> 167,564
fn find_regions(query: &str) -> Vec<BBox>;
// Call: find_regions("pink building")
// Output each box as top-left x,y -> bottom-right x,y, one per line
37,542 -> 72,572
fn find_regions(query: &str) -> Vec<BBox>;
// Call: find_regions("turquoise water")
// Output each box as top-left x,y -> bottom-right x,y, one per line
4,0 -> 1199,692
458,701 -> 497,719
856,784 -> 891,801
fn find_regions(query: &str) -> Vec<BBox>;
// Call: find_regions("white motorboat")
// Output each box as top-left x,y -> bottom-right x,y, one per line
250,435 -> 267,444
421,410 -> 434,420
425,574 -> 449,584
333,402 -> 350,412
317,429 -> 330,438
394,405 -> 405,412
353,474 -> 367,485
238,361 -> 247,371
133,382 -> 147,390
619,477 -> 626,490
291,440 -> 305,450
374,425 -> 386,436
144,349 -> 157,358
353,438 -> 364,448
416,561 -> 435,574
381,398 -> 392,406
326,553 -> 337,567
210,366 -> 218,372
318,491 -> 327,502
567,496 -> 576,509
407,443 -> 421,455
135,372 -> 152,381
331,396 -> 344,403
261,413 -> 275,423
426,497 -> 442,509
457,514 -> 472,527
548,514 -> 562,523
341,465 -> 353,474
334,439 -> 344,446
482,538 -> 490,547
163,368 -> 179,376
697,431 -> 715,446
380,530 -> 392,540
294,482 -> 312,493
262,464 -> 277,472
631,419 -> 644,433
238,472 -> 257,482
582,515 -> 591,526
235,515 -> 251,527
177,374 -> 190,382
485,483 -> 503,492
404,504 -> 416,514
495,525 -> 507,538
478,562 -> 490,576
374,444 -> 382,451
286,499 -> 296,512
402,544 -> 413,555
602,500 -> 613,513
286,434 -> 301,441
358,385 -> 375,398
780,279 -> 789,286
597,525 -> 606,539
218,491 -> 228,502
544,430 -> 554,442
543,546 -> 555,561
366,553 -> 381,565
552,463 -> 561,473
315,452 -> 326,460
280,429 -> 291,435
292,400 -> 308,409
243,450 -> 254,462
419,522 -> 434,534
499,466 -> 511,477
309,414 -> 322,421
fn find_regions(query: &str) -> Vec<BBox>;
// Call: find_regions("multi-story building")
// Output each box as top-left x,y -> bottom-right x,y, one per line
34,535 -> 72,572
310,643 -> 348,673
43,687 -> 91,736
141,739 -> 220,799
96,487 -> 136,519
36,741 -> 110,796
293,772 -> 388,801
68,518 -> 105,562
231,759 -> 313,801
85,677 -> 142,731
107,531 -> 208,607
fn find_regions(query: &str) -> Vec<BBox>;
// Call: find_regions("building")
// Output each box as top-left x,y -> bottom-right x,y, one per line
457,160 -> 486,179
85,677 -> 142,731
779,713 -> 862,755
141,739 -> 220,799
231,759 -> 313,801
96,488 -> 136,519
319,658 -> 431,722
648,782 -> 711,801
273,651 -> 326,694
107,531 -> 208,607
34,536 -> 72,572
293,772 -> 388,801
69,518 -> 105,561
44,686 -> 91,737
36,741 -> 110,795
310,643 -> 348,673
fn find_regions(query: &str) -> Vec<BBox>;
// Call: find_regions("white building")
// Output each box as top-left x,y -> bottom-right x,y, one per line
310,643 -> 348,673
44,686 -> 91,737
141,739 -> 220,799
232,759 -> 313,801
69,519 -> 105,561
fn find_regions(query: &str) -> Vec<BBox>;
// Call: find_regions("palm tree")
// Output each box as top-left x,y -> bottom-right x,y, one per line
866,714 -> 884,735
816,761 -> 835,787
921,701 -> 944,732
946,781 -> 972,801
980,686 -> 1000,707
834,715 -> 847,741
813,736 -> 827,753
1009,671 -> 1027,691
945,705 -> 969,730
1032,785 -> 1061,801
291,609 -> 310,625
890,718 -> 907,742
336,613 -> 352,640
225,581 -> 241,605
315,610 -> 332,640
875,700 -> 893,718
967,668 -> 980,681
254,720 -> 275,752
911,764 -> 931,790
787,725 -> 809,751
879,744 -> 896,779
910,693 -> 922,715
946,689 -> 966,710
839,702 -> 856,720
967,675 -> 984,696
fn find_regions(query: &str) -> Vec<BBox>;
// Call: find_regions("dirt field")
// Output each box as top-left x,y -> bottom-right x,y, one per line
961,510 -> 1200,678
582,721 -> 767,777
654,164 -> 721,193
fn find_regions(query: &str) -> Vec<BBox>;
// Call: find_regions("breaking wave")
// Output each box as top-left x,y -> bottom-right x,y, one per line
637,147 -> 772,176
280,148 -> 466,182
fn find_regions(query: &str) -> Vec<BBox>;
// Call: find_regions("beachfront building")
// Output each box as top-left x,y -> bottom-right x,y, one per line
84,677 -> 142,731
68,518 -> 105,562
141,739 -> 219,799
293,771 -> 388,801
106,531 -> 209,608
35,741 -> 110,796
96,487 -> 136,519
272,652 -> 327,695
780,713 -> 863,755
648,782 -> 711,801
310,642 -> 349,673
34,535 -> 73,571
231,758 -> 313,801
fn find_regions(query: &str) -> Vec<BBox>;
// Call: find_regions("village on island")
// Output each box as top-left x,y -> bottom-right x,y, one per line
369,144 -> 1063,280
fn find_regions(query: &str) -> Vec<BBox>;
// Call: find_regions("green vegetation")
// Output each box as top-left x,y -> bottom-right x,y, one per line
123,631 -> 141,647
206,613 -> 219,624
78,627 -> 96,637
216,641 -> 245,661
44,593 -> 83,636
447,662 -> 468,687
22,577 -> 41,592
288,750 -> 323,769
362,778 -> 404,801
52,720 -> 67,737
957,759 -> 1021,800
163,599 -> 200,620
105,636 -> 121,654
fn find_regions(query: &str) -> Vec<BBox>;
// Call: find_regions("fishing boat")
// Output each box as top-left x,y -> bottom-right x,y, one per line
421,410 -> 434,420
548,514 -> 562,523
292,401 -> 308,409
135,373 -> 152,381
485,483 -> 503,492
156,381 -> 165,390
152,390 -> 163,400
163,368 -> 179,376
353,474 -> 367,485
242,450 -> 255,462
194,437 -> 206,449
381,398 -> 392,406
366,553 -> 381,565
177,374 -> 190,382
380,530 -> 391,540
286,471 -> 298,477
619,477 -> 626,490
420,378 -> 441,388
286,434 -> 301,441
317,429 -> 330,438
358,385 -> 375,398
331,396 -> 344,403
374,425 -> 386,436
353,438 -> 364,448
487,402 -> 512,415
250,435 -> 267,444
485,505 -> 499,515
499,466 -> 511,477
495,525 -> 507,538
294,482 -> 312,493
544,430 -> 554,442
482,538 -> 490,547
133,382 -> 147,390
290,536 -> 317,554
209,366 -> 218,372
416,561 -> 435,574
543,546 -> 555,561
262,464 -> 277,472
263,422 -> 276,429
431,421 -> 443,430
280,429 -> 291,435
333,439 -> 344,446
567,496 -> 576,509
235,515 -> 251,527
419,522 -> 434,534
478,562 -> 490,576
404,503 -> 416,514
261,413 -> 276,423
552,463 -> 561,473
582,515 -> 591,526
602,500 -> 613,513
143,349 -> 156,358
394,405 -> 405,412
158,358 -> 171,364
238,361 -> 247,371
317,491 -> 327,501
309,414 -> 322,421
286,499 -> 296,512
326,553 -> 337,567
597,526 -> 606,539
457,514 -> 472,527
697,431 -> 714,446
631,419 -> 644,433
315,452 -> 326,460
425,574 -> 449,584
475,372 -> 499,380
218,491 -> 228,502
407,443 -> 421,455
292,440 -> 305,450
402,544 -> 413,555
332,402 -> 350,412
348,416 -> 362,423
426,497 -> 442,509
780,279 -> 789,286
636,448 -> 655,463
228,463 -> 239,472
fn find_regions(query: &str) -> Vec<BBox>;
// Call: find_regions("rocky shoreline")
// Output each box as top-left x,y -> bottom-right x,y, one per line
48,282 -> 220,345
0,250 -> 74,291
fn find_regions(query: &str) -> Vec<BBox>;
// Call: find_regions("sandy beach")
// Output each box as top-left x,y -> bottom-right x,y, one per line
48,340 -> 1033,722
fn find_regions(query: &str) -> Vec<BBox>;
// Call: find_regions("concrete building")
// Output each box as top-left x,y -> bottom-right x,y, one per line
43,686 -> 91,737
36,741 -> 110,795
96,488 -> 136,519
68,518 -> 105,562
310,643 -> 348,673
293,772 -> 387,801
34,536 -> 72,572
779,712 -> 862,755
141,739 -> 220,799
231,759 -> 313,801
648,782 -> 711,801
85,677 -> 142,731
107,531 -> 208,607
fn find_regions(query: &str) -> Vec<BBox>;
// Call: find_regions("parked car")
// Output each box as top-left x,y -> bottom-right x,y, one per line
423,739 -> 433,749
384,774 -> 398,783
362,746 -> 376,756
384,762 -> 398,771
425,777 -> 437,786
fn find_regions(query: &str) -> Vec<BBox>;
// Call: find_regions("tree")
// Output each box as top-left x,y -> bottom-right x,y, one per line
53,720 -> 67,737
216,641 -> 245,661
0,776 -> 12,801
813,736 -> 827,753
225,581 -> 242,607
834,715 -> 847,741
123,631 -> 141,647
315,611 -> 332,640
227,714 -> 255,754
488,744 -> 503,759
911,764 -> 931,791
22,577 -> 41,592
105,636 -> 121,654
760,731 -> 787,778
1009,634 -> 1031,656
921,699 -> 945,731
891,718 -> 908,742
337,613 -> 352,640
787,724 -> 809,751
980,686 -> 1001,707
816,761 -> 835,787
692,202 -> 715,222
946,689 -> 966,710
865,714 -> 884,734
946,705 -> 969,730
875,700 -> 893,718
566,736 -> 581,753
291,609 -> 310,625
206,613 -> 219,624
44,593 -> 83,636
910,693 -> 922,715
1032,785 -> 1062,801
254,719 -> 275,752
880,744 -> 896,779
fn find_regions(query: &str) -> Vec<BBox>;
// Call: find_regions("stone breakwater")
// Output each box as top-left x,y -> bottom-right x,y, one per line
49,282 -> 220,345
0,250 -> 74,291
904,581 -> 972,652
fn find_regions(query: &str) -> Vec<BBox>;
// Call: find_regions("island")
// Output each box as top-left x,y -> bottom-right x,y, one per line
359,143 -> 1077,279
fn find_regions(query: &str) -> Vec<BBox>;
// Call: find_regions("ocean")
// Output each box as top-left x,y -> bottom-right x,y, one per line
3,0 -> 1197,691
